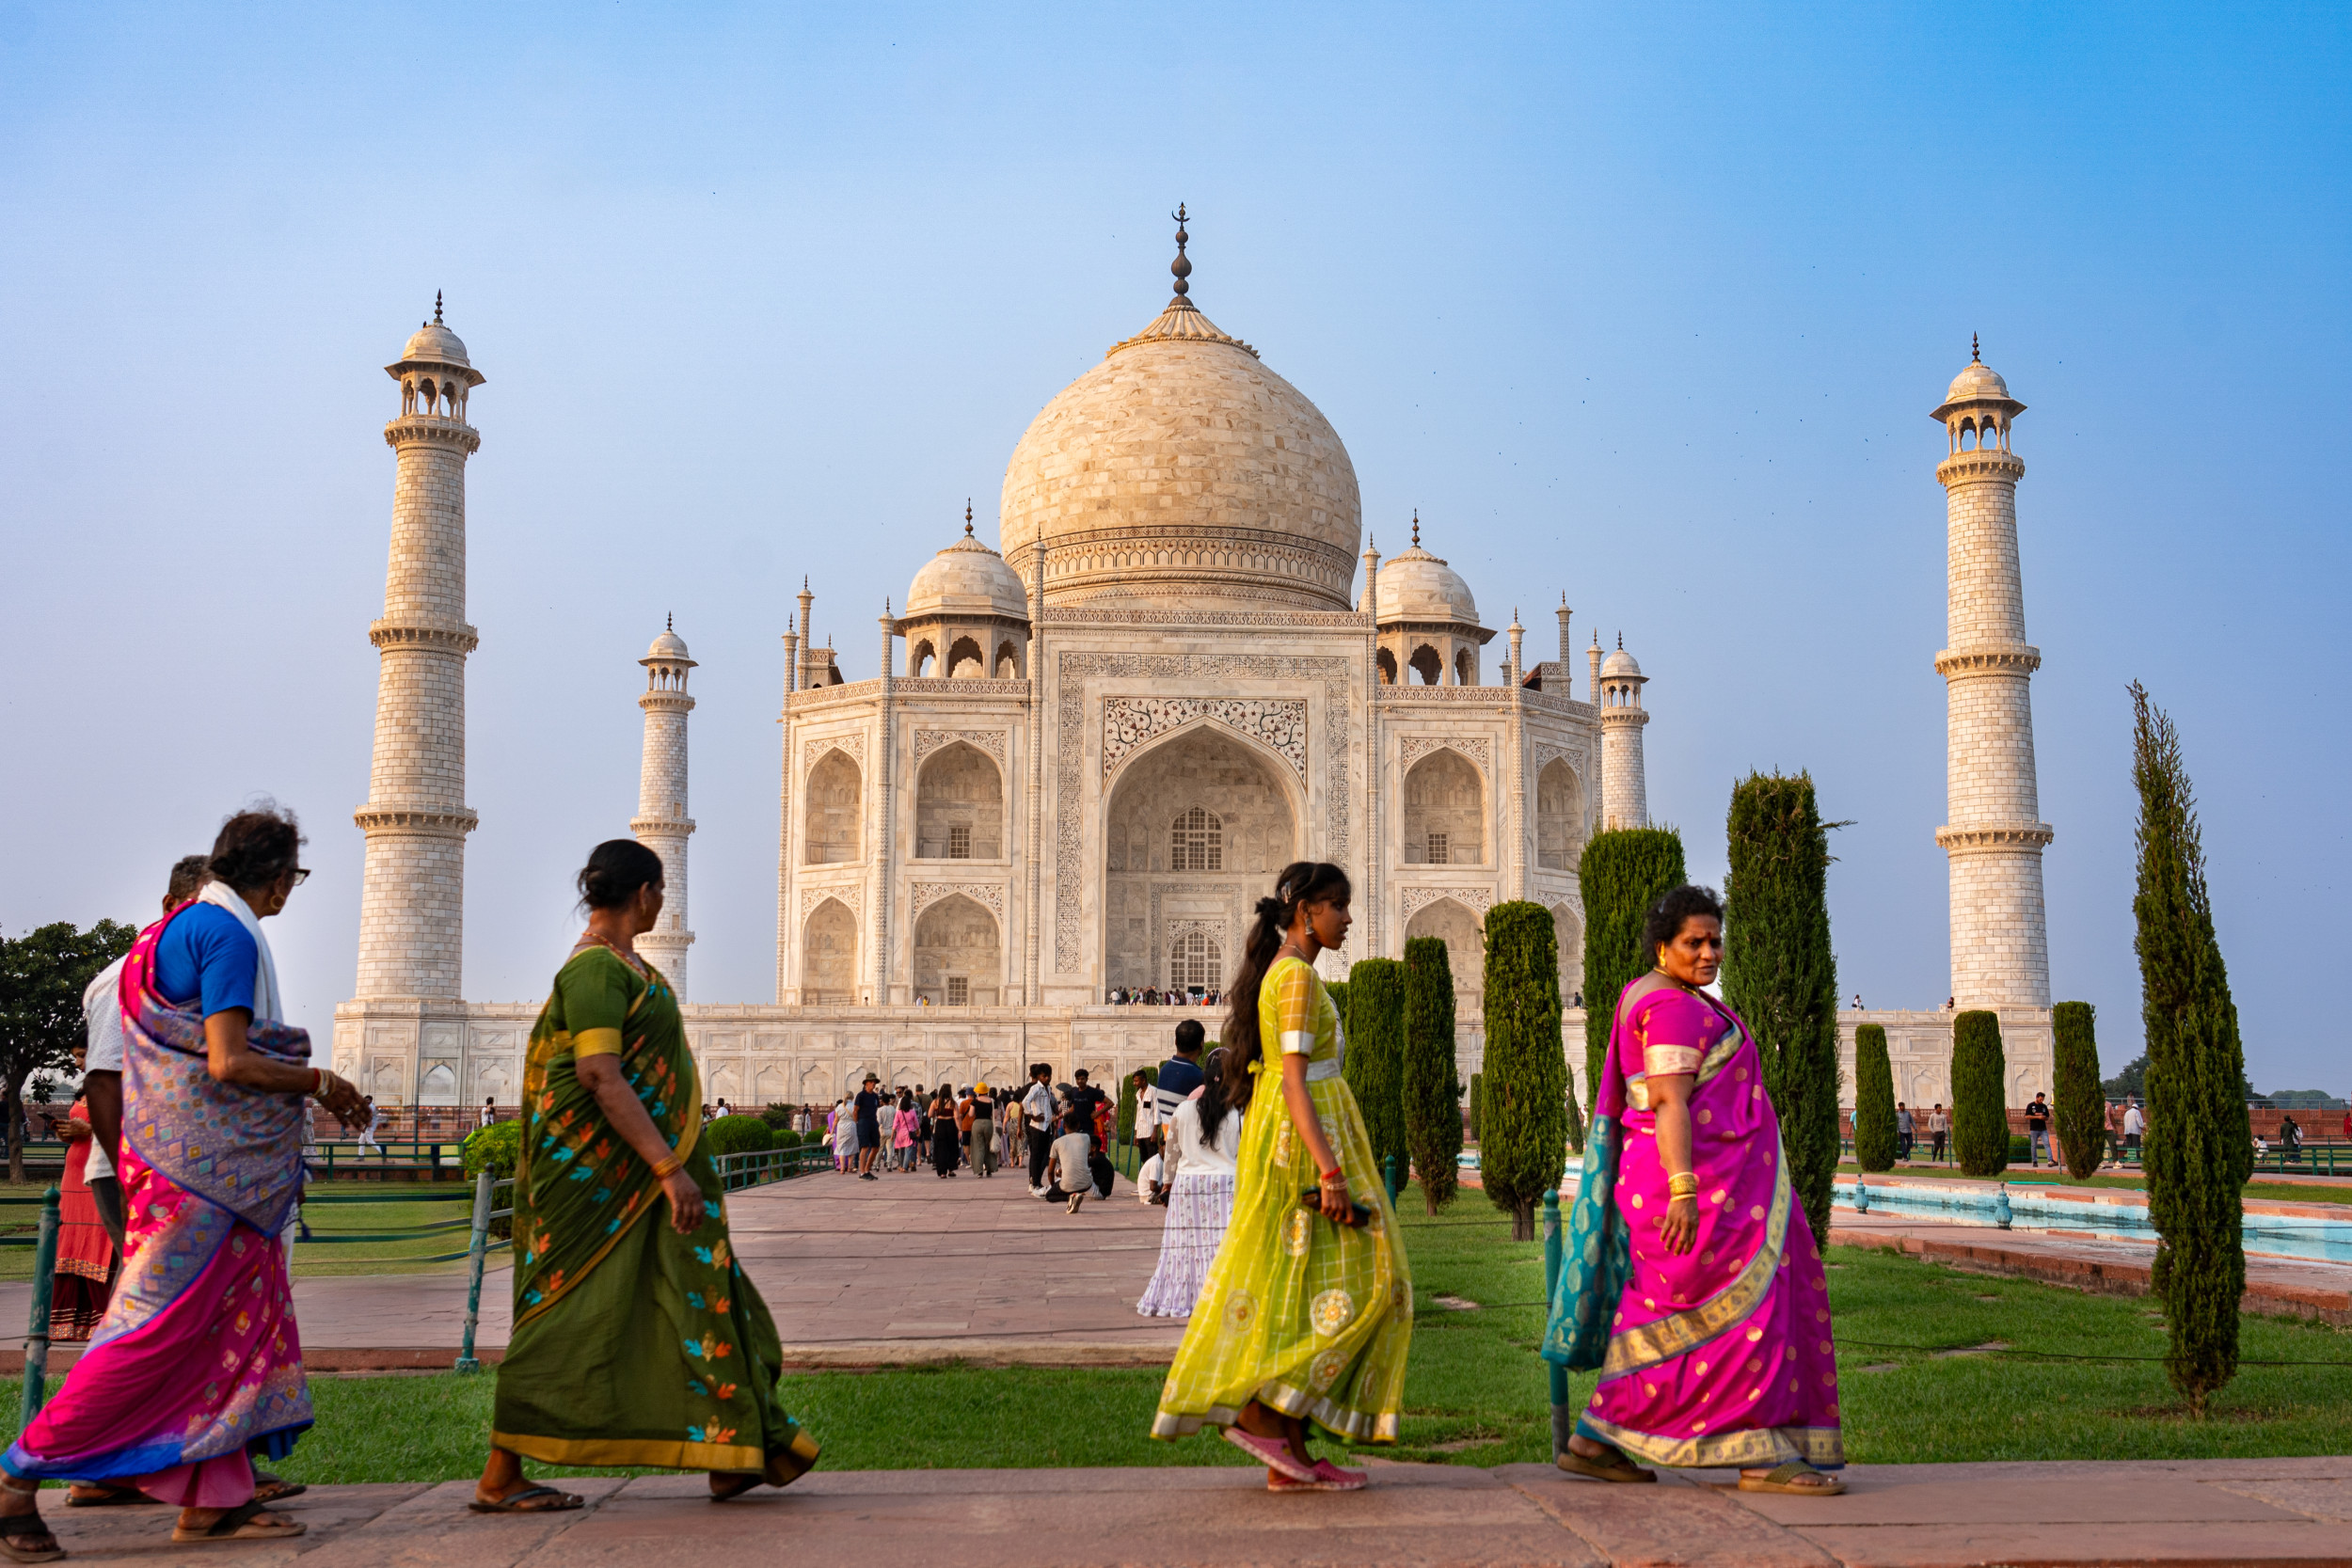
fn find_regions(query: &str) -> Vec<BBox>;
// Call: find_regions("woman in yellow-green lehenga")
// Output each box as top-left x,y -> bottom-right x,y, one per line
471,841 -> 818,1514
1152,862 -> 1411,1493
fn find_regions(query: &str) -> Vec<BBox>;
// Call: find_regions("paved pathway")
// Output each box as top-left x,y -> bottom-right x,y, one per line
6,1160 -> 1182,1372
22,1458 -> 2352,1565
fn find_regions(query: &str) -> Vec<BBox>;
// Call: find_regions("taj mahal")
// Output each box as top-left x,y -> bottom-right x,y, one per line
332,218 -> 2057,1115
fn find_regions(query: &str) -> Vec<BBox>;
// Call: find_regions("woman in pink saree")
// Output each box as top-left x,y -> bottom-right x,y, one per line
1,808 -> 367,1556
1542,885 -> 1844,1495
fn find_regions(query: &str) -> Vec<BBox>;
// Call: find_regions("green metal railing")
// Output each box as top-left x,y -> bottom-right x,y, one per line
1835,1136 -> 2347,1178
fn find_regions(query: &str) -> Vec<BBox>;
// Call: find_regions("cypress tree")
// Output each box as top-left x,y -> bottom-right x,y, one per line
2130,682 -> 2252,1417
2052,1002 -> 2106,1180
1576,827 -> 1687,1109
1949,1010 -> 2009,1177
1479,902 -> 1571,1241
1851,1023 -> 1897,1172
1468,1072 -> 1483,1143
1342,958 -> 1408,1179
1402,935 -> 1463,1214
1325,979 -> 1352,1037
1720,772 -> 1843,1250
1563,1059 -> 1586,1153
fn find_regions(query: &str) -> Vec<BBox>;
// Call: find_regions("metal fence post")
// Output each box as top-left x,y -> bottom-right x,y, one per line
454,1170 -> 494,1373
1542,1188 -> 1569,1456
19,1188 -> 61,1430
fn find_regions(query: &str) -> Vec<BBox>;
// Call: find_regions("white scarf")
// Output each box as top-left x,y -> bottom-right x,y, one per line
196,881 -> 283,1023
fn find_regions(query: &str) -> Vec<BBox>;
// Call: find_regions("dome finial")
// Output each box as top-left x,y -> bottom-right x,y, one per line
1616,631 -> 1623,649
435,291 -> 444,326
1411,510 -> 1421,548
1971,331 -> 1980,363
1169,203 -> 1192,299
964,499 -> 974,536
666,611 -> 673,633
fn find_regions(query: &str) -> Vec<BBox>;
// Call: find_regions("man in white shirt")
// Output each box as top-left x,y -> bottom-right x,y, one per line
82,855 -> 214,1246
1022,1063 -> 1057,1195
478,1097 -> 497,1129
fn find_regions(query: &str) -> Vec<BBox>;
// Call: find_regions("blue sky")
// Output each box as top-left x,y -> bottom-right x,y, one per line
3,3 -> 2344,1093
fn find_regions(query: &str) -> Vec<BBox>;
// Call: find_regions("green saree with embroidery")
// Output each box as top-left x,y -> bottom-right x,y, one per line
491,946 -> 818,1479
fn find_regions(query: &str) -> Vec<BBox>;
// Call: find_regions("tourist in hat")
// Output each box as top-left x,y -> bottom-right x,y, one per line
5,805 -> 368,1549
472,840 -> 818,1514
1152,863 -> 1410,1493
854,1073 -> 883,1180
1544,885 -> 1845,1495
969,1082 -> 997,1177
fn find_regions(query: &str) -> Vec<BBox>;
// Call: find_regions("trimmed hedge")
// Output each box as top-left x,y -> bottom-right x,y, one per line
1577,828 -> 1687,1110
1480,901 -> 1570,1241
1852,1023 -> 1897,1172
1950,1010 -> 2010,1178
461,1118 -> 521,1180
1721,771 -> 1842,1254
1343,958 -> 1408,1179
1469,1072 -> 1483,1143
1403,935 -> 1464,1214
2052,1001 -> 2105,1180
1116,1066 -> 1159,1145
704,1114 -> 774,1158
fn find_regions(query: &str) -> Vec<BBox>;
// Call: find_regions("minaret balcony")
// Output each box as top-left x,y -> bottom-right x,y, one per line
1933,644 -> 2041,677
370,619 -> 480,654
382,416 -> 481,452
1935,449 -> 2026,485
1934,822 -> 2056,852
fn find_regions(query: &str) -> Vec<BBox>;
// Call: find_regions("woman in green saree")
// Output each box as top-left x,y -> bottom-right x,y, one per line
473,841 -> 818,1513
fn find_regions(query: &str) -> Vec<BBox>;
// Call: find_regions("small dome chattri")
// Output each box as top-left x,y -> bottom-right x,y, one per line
1600,645 -> 1643,679
401,322 -> 472,369
1370,528 -> 1480,627
646,626 -> 691,661
904,523 -> 1031,622
1943,359 -> 2009,405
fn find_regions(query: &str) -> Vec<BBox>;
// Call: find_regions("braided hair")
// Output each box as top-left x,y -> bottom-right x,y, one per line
1220,861 -> 1351,1113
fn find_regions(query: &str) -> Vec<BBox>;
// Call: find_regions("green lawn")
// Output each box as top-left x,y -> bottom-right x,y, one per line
5,1183 -> 2346,1482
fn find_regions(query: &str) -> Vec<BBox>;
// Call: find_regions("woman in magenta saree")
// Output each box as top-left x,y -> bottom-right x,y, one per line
1542,885 -> 1844,1495
2,808 -> 365,1555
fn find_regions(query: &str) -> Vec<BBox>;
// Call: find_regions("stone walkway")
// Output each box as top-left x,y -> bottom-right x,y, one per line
5,1158 -> 1182,1372
21,1458 -> 2352,1565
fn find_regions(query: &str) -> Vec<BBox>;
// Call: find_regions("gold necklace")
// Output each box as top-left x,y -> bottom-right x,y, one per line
579,928 -> 646,974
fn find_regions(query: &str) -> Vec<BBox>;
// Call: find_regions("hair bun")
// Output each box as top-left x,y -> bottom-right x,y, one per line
1254,895 -> 1286,922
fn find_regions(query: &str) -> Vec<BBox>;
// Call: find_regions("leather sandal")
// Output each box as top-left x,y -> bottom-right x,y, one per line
1739,1461 -> 1845,1495
1556,1442 -> 1657,1483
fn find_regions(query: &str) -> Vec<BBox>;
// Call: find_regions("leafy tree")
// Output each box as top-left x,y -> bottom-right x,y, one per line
2130,682 -> 2252,1418
0,920 -> 136,1183
1479,902 -> 1570,1241
1343,958 -> 1408,1179
1851,1024 -> 1897,1172
2052,1002 -> 2106,1179
2103,1053 -> 2148,1101
1720,772 -> 1843,1249
1949,1010 -> 2010,1178
1576,827 -> 1686,1109
1402,935 -> 1463,1214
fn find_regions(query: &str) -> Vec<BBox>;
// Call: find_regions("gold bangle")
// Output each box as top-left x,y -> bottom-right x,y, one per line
1666,1172 -> 1699,1198
650,1153 -> 683,1180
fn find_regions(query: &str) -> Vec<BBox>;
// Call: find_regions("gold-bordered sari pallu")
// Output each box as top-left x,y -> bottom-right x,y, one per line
1542,983 -> 1842,1471
491,946 -> 818,1479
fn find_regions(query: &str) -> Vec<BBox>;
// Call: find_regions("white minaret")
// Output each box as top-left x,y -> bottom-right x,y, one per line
1932,340 -> 2052,1007
353,296 -> 482,1000
1598,634 -> 1650,830
632,617 -> 697,998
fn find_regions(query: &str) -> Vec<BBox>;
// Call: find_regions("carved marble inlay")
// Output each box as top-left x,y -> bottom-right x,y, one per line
799,882 -> 864,921
913,729 -> 1009,768
1401,885 -> 1495,920
1102,698 -> 1308,783
911,881 -> 1007,922
1531,742 -> 1587,778
803,733 -> 866,772
1057,653 -> 1353,973
1399,736 -> 1490,771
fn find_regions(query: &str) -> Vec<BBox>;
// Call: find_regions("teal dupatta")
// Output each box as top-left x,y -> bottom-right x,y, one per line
1541,1106 -> 1631,1372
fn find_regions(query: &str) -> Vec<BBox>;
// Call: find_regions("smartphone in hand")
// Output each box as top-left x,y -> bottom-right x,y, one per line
1296,1189 -> 1376,1227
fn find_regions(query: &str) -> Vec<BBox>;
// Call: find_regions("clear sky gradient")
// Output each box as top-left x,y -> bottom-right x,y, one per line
4,4 -> 2344,1093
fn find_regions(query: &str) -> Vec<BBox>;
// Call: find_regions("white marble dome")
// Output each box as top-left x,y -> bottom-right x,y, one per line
999,290 -> 1361,612
1369,537 -> 1479,626
1600,645 -> 1643,679
1943,358 -> 2010,404
905,529 -> 1030,621
401,322 -> 472,368
646,626 -> 691,660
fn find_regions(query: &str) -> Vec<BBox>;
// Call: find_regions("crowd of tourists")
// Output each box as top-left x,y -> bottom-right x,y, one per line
0,813 -> 1851,1559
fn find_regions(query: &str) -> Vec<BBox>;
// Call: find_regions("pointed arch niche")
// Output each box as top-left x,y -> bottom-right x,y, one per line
1403,747 -> 1486,866
804,748 -> 863,864
802,896 -> 858,1002
1405,895 -> 1486,1018
914,741 -> 1004,860
1102,724 -> 1301,994
913,893 -> 1001,1006
1535,757 -> 1587,871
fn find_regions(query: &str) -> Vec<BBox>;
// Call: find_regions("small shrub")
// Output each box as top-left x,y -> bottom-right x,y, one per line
771,1128 -> 803,1148
704,1115 -> 774,1158
2009,1133 -> 2030,1161
760,1102 -> 796,1131
462,1118 -> 522,1180
2052,1001 -> 2104,1180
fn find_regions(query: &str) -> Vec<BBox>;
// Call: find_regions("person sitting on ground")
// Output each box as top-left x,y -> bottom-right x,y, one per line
1043,1119 -> 1110,1213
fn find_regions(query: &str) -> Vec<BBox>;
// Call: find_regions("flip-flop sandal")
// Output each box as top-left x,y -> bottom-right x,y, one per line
251,1474 -> 308,1506
1556,1444 -> 1658,1483
170,1498 -> 307,1543
0,1515 -> 64,1564
67,1481 -> 163,1506
467,1483 -> 584,1515
1739,1461 -> 1845,1496
1220,1426 -> 1318,1482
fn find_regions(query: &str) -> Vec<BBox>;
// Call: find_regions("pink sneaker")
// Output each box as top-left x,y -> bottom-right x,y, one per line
1266,1461 -> 1370,1493
1221,1426 -> 1316,1481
